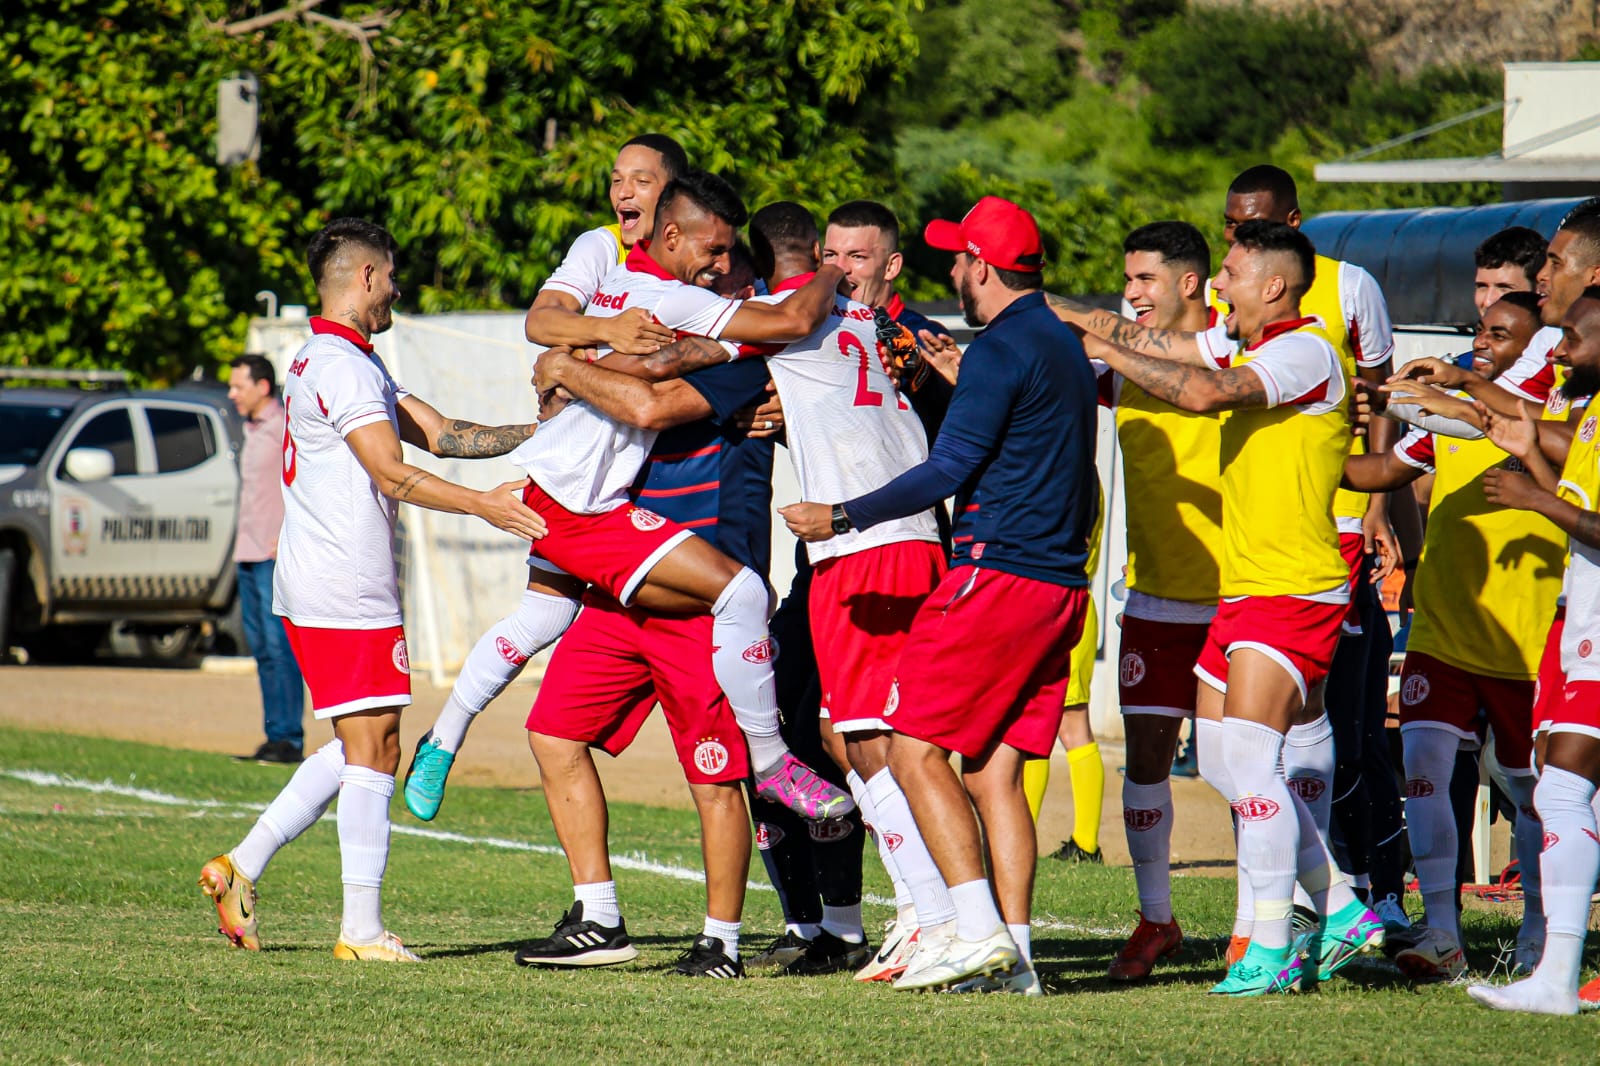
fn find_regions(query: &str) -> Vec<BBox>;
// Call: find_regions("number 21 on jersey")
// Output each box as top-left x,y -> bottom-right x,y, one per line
844,333 -> 908,410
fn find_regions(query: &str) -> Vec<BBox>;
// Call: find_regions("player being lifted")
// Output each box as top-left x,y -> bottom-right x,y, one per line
1076,221 -> 1383,996
408,170 -> 855,824
198,219 -> 548,961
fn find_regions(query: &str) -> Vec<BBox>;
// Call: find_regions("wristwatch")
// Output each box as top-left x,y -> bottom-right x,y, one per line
830,503 -> 852,536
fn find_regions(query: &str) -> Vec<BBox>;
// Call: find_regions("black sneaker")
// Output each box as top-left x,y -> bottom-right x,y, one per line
746,930 -> 812,970
674,934 -> 744,978
513,902 -> 639,967
1049,839 -> 1103,864
233,741 -> 303,764
782,930 -> 872,976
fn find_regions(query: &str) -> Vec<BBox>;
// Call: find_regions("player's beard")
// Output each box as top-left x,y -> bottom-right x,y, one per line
1561,362 -> 1600,400
370,296 -> 396,336
958,269 -> 984,328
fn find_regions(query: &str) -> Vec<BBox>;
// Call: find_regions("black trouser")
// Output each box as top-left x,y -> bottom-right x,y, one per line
746,552 -> 864,928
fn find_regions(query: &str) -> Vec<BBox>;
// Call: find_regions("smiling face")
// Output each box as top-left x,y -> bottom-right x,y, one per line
1538,229 -> 1600,327
657,205 -> 735,288
609,145 -> 673,248
1470,299 -> 1540,379
821,224 -> 901,308
1473,263 -> 1533,316
1123,249 -> 1196,330
1554,295 -> 1600,400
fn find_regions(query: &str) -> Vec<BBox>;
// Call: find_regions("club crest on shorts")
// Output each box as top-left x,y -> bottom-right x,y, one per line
1119,652 -> 1147,688
883,679 -> 900,717
1400,674 -> 1430,705
1582,415 -> 1598,443
809,819 -> 855,843
391,636 -> 410,674
1230,796 -> 1279,821
629,507 -> 666,531
755,822 -> 783,851
1124,807 -> 1163,832
1288,776 -> 1326,803
741,638 -> 774,665
1544,830 -> 1560,851
1406,778 -> 1434,798
1582,639 -> 1594,659
495,636 -> 529,666
693,738 -> 730,775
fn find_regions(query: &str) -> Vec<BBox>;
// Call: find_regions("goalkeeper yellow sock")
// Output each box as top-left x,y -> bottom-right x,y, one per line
1023,757 -> 1050,823
1066,742 -> 1104,854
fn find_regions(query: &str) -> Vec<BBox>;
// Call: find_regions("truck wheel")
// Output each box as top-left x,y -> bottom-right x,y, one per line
133,624 -> 201,662
0,548 -> 15,662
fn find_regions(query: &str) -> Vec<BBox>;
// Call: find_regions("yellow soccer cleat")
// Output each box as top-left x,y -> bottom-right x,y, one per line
334,931 -> 422,963
198,854 -> 260,950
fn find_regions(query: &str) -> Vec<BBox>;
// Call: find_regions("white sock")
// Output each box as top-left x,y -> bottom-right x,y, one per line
950,879 -> 1003,942
1008,922 -> 1033,965
231,738 -> 345,881
709,568 -> 786,771
850,770 -> 913,913
1223,718 -> 1298,952
822,904 -> 864,942
1196,717 -> 1252,938
704,916 -> 742,959
1531,766 -> 1599,993
433,589 -> 579,752
574,880 -> 621,928
1291,788 -> 1358,916
866,768 -> 956,927
1284,714 -> 1335,838
1504,772 -> 1546,946
337,764 -> 395,944
1401,727 -> 1462,942
790,922 -> 822,940
1123,778 -> 1175,924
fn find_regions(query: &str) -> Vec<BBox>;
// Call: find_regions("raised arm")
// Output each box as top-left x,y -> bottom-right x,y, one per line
525,289 -> 677,355
344,420 -> 545,540
1044,292 -> 1211,366
720,265 -> 848,344
1082,332 -> 1266,412
396,395 -> 534,458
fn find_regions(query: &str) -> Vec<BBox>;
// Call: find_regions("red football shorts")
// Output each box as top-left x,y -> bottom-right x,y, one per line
1339,531 -> 1365,634
1118,614 -> 1211,717
525,592 -> 749,784
811,540 -> 945,733
1549,679 -> 1600,741
1534,608 -> 1566,734
522,482 -> 692,606
1194,594 -> 1347,702
885,567 -> 1087,760
282,619 -> 411,719
1397,650 -> 1535,775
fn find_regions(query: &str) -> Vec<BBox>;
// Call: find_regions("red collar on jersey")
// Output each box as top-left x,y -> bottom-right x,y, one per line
1245,315 -> 1316,351
625,240 -> 679,282
771,271 -> 815,294
310,316 -> 375,354
886,292 -> 906,319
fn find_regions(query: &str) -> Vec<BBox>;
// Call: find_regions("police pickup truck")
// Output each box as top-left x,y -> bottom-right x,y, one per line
0,370 -> 244,661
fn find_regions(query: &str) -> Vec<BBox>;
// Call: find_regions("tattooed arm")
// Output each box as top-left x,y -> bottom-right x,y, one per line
1083,332 -> 1266,412
397,395 -> 534,458
1044,292 -> 1212,366
344,421 -> 545,540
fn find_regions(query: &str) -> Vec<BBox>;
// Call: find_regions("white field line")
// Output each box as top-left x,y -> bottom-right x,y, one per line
1,767 -> 1138,935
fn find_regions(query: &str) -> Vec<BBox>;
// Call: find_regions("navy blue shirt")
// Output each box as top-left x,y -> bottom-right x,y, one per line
630,359 -> 774,578
846,291 -> 1097,587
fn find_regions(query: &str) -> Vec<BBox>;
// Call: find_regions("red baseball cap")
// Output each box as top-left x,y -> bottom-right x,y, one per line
923,196 -> 1045,273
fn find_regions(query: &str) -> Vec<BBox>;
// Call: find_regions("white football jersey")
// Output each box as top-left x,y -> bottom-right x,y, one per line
538,225 -> 624,309
759,284 -> 940,562
273,324 -> 410,628
509,244 -> 743,514
1499,325 -> 1560,404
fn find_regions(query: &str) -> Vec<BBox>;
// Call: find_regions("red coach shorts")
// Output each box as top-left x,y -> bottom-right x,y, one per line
525,592 -> 750,784
282,619 -> 411,719
1398,650 -> 1535,775
1118,614 -> 1211,717
885,567 -> 1087,760
1339,531 -> 1365,634
522,482 -> 692,606
1534,608 -> 1566,734
1549,680 -> 1600,742
1194,594 -> 1347,703
811,540 -> 946,733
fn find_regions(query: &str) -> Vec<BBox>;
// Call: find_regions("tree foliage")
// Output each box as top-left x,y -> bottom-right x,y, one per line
892,0 -> 1077,126
0,0 -> 919,382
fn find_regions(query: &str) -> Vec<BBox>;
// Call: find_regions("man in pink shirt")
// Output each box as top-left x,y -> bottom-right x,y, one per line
227,354 -> 306,763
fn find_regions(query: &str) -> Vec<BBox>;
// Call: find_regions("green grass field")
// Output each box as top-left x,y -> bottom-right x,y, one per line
1,725 -> 1595,1064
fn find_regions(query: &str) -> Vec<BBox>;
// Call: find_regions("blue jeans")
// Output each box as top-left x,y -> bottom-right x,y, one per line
237,560 -> 305,748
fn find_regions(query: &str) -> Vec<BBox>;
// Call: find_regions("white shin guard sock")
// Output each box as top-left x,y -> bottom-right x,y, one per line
709,568 -> 785,770
338,765 -> 395,945
232,738 -> 345,881
1123,778 -> 1175,924
865,768 -> 955,927
1401,727 -> 1462,940
433,589 -> 580,752
850,771 -> 913,914
1223,718 -> 1298,952
1532,766 -> 1599,993
1284,714 -> 1335,839
1196,717 -> 1253,936
1290,788 -> 1357,916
